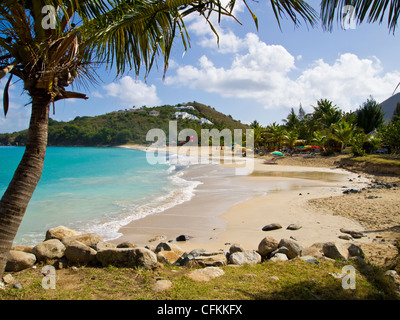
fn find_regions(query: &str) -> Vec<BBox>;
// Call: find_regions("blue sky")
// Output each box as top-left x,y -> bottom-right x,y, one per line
1,0 -> 400,133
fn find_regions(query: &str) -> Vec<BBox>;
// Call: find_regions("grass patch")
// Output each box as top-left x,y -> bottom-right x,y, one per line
1,259 -> 398,300
350,154 -> 400,166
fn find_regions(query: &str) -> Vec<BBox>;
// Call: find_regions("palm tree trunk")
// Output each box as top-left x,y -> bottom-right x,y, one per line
0,92 -> 50,278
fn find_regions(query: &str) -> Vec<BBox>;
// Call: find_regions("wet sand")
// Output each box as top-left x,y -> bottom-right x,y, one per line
114,150 -> 374,252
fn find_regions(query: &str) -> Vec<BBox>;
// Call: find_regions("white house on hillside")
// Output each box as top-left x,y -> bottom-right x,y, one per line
174,105 -> 195,111
199,118 -> 213,125
172,111 -> 198,120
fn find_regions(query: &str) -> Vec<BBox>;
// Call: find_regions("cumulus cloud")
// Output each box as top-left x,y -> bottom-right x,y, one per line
103,76 -> 161,107
165,32 -> 400,113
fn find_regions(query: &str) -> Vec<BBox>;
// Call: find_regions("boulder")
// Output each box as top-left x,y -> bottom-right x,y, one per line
278,238 -> 302,259
64,240 -> 97,265
299,255 -> 319,264
96,247 -> 157,269
10,245 -> 33,253
302,246 -> 324,258
287,224 -> 302,230
45,226 -> 82,241
32,239 -> 66,263
174,249 -> 227,267
155,242 -> 184,255
257,237 -> 279,257
95,241 -> 117,251
157,251 -> 181,265
186,267 -> 225,282
116,241 -> 137,249
262,223 -> 282,231
322,242 -> 348,261
340,228 -> 363,239
229,251 -> 261,265
229,244 -> 245,255
62,233 -> 103,249
5,250 -> 36,272
270,253 -> 288,262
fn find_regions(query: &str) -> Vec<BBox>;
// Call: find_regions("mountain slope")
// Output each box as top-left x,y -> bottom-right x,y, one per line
0,102 -> 249,146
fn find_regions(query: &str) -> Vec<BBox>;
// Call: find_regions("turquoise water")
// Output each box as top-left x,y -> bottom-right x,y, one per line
0,146 -> 200,245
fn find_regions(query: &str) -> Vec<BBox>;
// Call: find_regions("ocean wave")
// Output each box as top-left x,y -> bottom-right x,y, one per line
79,166 -> 202,241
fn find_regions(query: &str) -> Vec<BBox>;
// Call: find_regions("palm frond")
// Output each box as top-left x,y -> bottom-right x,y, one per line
321,0 -> 400,33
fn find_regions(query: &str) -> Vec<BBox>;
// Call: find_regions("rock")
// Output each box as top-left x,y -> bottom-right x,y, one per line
45,226 -> 82,241
153,280 -> 173,292
64,240 -> 97,265
32,239 -> 66,263
270,253 -> 288,262
340,228 -> 363,239
155,242 -> 184,256
385,270 -> 400,285
2,273 -> 16,284
270,246 -> 289,257
12,283 -> 23,290
96,247 -> 157,269
261,223 -> 282,231
287,224 -> 302,230
257,237 -> 279,257
174,250 -> 227,267
186,267 -> 225,282
302,246 -> 324,259
95,241 -> 117,251
268,276 -> 280,281
5,250 -> 36,272
229,251 -> 261,265
62,233 -> 103,249
10,245 -> 33,253
157,251 -> 181,265
347,244 -> 364,258
322,242 -> 348,261
338,235 -> 353,240
176,235 -> 192,242
116,241 -> 137,249
299,255 -> 319,264
278,239 -> 302,259
229,244 -> 245,254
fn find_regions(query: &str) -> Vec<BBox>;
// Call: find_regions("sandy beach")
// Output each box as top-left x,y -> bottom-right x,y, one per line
113,146 -> 400,262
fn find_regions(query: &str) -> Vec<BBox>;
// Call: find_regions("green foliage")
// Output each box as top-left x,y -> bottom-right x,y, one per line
0,102 -> 248,147
355,97 -> 384,134
378,119 -> 400,152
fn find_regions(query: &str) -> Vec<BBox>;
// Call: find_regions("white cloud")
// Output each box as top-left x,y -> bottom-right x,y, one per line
165,32 -> 400,113
103,76 -> 161,107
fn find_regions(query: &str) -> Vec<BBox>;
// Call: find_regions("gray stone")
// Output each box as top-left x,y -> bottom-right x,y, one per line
299,255 -> 319,264
174,250 -> 227,267
64,240 -> 97,265
229,251 -> 261,265
153,280 -> 173,292
155,242 -> 184,255
95,241 -> 117,251
32,239 -> 66,263
5,250 -> 36,272
278,238 -> 302,259
262,223 -> 282,231
340,228 -> 363,239
270,253 -> 288,261
347,244 -> 364,258
257,237 -> 279,257
2,273 -> 16,284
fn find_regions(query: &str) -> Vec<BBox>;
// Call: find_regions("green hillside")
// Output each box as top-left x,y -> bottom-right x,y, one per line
0,102 -> 248,146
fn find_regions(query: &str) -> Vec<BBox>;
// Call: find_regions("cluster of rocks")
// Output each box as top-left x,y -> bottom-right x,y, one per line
3,225 -> 400,291
342,180 -> 398,195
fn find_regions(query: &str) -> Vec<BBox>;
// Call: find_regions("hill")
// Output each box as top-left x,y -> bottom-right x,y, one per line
380,92 -> 400,122
0,102 -> 249,147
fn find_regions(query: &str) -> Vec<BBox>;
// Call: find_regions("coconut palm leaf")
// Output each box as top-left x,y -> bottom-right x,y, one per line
321,0 -> 400,33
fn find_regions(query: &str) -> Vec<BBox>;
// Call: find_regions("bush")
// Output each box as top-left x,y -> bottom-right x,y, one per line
320,148 -> 335,156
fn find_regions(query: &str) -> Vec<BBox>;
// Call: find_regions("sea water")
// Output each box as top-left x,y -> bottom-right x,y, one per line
0,146 -> 201,246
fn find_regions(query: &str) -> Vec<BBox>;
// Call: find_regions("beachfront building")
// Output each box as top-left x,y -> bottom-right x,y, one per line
172,111 -> 199,121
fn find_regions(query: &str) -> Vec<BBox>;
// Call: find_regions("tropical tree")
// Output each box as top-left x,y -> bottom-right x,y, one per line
355,97 -> 384,134
0,0 -> 317,277
331,118 -> 359,152
284,130 -> 298,150
392,102 -> 400,121
311,130 -> 328,149
282,107 -> 300,131
265,122 -> 286,150
311,99 -> 342,129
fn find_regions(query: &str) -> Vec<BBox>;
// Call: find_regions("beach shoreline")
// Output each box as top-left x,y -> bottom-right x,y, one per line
113,145 -> 395,255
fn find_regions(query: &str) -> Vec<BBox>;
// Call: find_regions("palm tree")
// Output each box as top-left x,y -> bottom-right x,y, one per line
311,99 -> 342,129
265,122 -> 286,150
331,118 -> 359,152
355,97 -> 384,134
311,130 -> 328,149
0,1 -> 317,277
321,0 -> 400,33
284,130 -> 298,149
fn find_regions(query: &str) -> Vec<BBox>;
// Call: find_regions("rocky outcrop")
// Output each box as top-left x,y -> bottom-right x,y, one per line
5,250 -> 36,272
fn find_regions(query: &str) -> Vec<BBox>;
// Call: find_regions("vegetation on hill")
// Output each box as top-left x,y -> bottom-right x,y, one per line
0,102 -> 248,147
